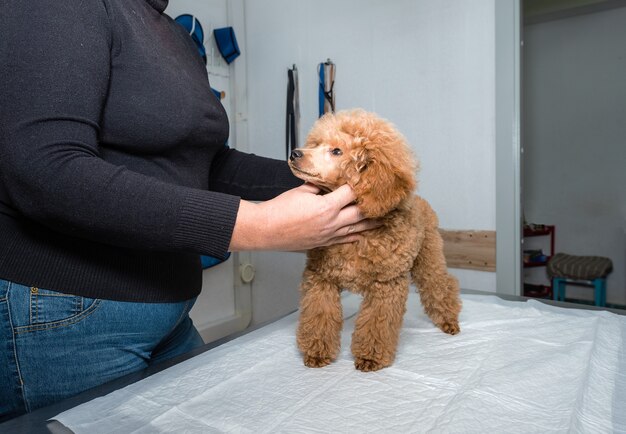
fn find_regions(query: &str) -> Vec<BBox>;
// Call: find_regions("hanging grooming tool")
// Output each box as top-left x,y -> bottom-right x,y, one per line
286,64 -> 300,160
174,15 -> 207,65
211,88 -> 226,101
318,59 -> 336,117
213,27 -> 241,64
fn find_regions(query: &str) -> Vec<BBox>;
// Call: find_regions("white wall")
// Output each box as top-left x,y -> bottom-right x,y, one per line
523,7 -> 626,305
243,0 -> 497,300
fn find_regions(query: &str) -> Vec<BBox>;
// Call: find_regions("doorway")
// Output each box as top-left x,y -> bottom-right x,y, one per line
521,1 -> 626,307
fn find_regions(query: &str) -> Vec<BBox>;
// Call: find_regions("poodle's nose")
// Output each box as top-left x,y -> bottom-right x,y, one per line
290,149 -> 303,161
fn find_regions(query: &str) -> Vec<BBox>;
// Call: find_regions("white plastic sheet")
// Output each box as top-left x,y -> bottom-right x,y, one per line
53,293 -> 626,433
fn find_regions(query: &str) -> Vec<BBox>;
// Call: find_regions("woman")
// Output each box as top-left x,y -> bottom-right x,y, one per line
0,0 -> 374,420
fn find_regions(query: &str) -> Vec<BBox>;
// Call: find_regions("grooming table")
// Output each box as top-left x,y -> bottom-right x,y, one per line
4,291 -> 626,433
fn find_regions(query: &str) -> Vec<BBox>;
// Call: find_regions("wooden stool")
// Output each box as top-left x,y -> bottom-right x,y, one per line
547,253 -> 613,307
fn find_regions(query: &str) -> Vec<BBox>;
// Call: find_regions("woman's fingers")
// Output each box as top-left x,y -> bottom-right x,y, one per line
324,184 -> 357,208
336,216 -> 381,237
334,204 -> 368,230
323,187 -> 380,241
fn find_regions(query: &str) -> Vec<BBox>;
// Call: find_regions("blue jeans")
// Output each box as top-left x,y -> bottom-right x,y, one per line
0,278 -> 204,421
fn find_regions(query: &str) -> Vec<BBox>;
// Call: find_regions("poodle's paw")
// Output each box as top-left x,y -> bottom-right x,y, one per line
439,320 -> 460,335
354,357 -> 387,372
303,354 -> 332,368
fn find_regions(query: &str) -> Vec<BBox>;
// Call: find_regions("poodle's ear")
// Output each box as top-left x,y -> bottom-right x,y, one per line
349,140 -> 416,218
341,146 -> 369,185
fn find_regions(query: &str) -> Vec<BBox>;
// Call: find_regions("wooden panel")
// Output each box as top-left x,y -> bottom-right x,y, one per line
439,230 -> 496,272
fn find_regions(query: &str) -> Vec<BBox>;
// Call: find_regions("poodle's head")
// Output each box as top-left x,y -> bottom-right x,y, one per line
289,109 -> 417,218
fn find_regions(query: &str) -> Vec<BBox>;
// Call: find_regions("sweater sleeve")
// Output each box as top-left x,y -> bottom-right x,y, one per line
0,1 -> 238,259
209,147 -> 304,200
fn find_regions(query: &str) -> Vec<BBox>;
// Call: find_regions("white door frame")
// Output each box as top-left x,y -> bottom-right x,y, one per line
495,0 -> 522,296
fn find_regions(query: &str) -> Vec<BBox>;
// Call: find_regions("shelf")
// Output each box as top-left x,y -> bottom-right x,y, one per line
523,283 -> 552,299
523,225 -> 555,238
523,224 -> 555,300
524,260 -> 549,268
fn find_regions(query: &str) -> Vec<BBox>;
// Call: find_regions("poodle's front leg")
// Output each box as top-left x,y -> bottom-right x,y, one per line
351,279 -> 409,372
296,273 -> 343,368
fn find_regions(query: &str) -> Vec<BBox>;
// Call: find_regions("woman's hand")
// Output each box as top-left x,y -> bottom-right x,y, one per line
228,183 -> 379,252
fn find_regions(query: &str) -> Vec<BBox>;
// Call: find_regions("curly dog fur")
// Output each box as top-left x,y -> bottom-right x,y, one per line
289,109 -> 462,372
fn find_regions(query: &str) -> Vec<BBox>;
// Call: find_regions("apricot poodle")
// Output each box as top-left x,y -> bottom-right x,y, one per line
288,109 -> 462,372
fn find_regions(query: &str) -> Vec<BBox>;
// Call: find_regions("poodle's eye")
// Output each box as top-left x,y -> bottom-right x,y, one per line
331,148 -> 343,156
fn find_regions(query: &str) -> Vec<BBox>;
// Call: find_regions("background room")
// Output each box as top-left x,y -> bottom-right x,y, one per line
522,0 -> 626,308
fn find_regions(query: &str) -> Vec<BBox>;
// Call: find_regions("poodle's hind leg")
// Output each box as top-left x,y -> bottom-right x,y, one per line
351,279 -> 409,372
411,227 -> 461,335
296,274 -> 343,368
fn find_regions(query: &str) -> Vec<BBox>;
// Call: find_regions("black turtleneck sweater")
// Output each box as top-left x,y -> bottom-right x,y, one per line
0,0 -> 300,301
